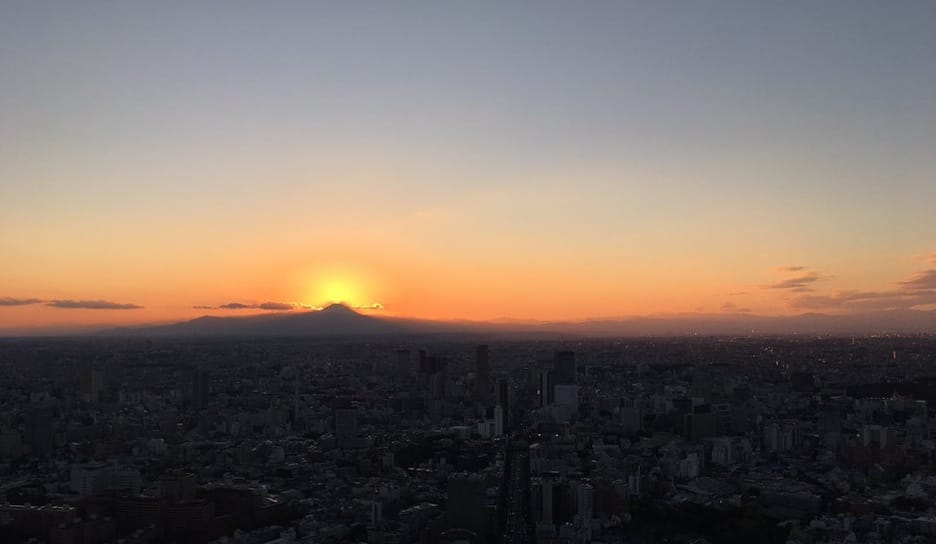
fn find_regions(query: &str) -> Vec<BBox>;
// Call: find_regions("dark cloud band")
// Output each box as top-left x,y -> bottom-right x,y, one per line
0,297 -> 43,306
47,300 -> 142,310
195,301 -> 298,311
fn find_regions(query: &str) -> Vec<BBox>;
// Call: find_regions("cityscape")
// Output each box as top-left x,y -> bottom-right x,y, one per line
3,324 -> 936,543
3,2 -> 936,543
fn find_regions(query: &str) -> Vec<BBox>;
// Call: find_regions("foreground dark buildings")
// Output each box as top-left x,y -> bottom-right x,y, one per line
2,335 -> 936,543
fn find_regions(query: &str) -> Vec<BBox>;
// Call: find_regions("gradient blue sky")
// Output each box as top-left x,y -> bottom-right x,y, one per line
1,1 -> 935,328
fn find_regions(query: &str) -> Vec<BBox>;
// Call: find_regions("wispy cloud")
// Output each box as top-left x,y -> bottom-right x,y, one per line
218,302 -> 251,310
195,301 -> 298,311
898,269 -> 936,290
764,271 -> 824,292
354,302 -> 384,310
720,301 -> 752,313
257,302 -> 295,310
48,300 -> 142,310
791,289 -> 936,311
787,252 -> 936,311
777,266 -> 806,272
0,297 -> 43,306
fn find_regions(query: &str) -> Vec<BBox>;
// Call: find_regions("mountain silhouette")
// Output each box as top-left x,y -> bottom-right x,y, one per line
96,306 -> 936,338
112,303 -> 409,337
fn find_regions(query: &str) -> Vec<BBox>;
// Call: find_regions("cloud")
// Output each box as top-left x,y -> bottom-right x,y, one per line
720,301 -> 752,313
0,297 -> 43,306
791,289 -> 936,312
48,300 -> 142,310
778,266 -> 806,272
354,302 -> 385,310
786,258 -> 936,312
720,302 -> 752,313
764,271 -> 823,291
300,304 -> 322,310
196,301 -> 297,311
898,269 -> 936,290
257,302 -> 295,311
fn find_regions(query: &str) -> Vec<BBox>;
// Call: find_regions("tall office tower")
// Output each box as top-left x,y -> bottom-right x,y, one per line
691,367 -> 714,400
474,345 -> 490,400
26,405 -> 54,456
497,379 -> 510,433
397,349 -> 412,376
292,379 -> 301,423
531,477 -> 555,526
335,407 -> 359,449
553,384 -> 578,410
79,361 -> 106,402
191,369 -> 210,408
419,349 -> 428,373
494,405 -> 505,436
539,370 -> 555,407
427,356 -> 448,399
554,351 -> 576,385
417,349 -> 429,390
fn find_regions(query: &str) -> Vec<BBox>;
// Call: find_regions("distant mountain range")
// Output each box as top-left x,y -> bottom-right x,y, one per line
87,304 -> 936,338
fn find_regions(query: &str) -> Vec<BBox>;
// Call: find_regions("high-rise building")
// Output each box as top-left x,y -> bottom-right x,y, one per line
691,367 -> 713,400
497,380 -> 510,434
418,349 -> 428,373
335,408 -> 359,449
397,349 -> 412,376
427,356 -> 448,399
554,351 -> 576,385
620,397 -> 641,434
79,361 -> 106,403
474,345 -> 490,400
25,405 -> 54,456
191,369 -> 210,408
553,384 -> 577,411
539,370 -> 555,408
531,476 -> 557,526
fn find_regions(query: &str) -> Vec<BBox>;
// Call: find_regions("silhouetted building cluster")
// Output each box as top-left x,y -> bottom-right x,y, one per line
2,336 -> 936,543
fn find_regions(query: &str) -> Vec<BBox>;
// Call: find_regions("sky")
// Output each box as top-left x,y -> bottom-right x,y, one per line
2,1 -> 936,331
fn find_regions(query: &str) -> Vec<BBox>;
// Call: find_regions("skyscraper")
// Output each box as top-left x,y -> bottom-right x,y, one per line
539,370 -> 555,408
554,351 -> 576,385
474,345 -> 490,400
191,369 -> 210,409
397,349 -> 412,377
335,407 -> 359,449
497,379 -> 510,434
79,361 -> 106,403
25,405 -> 54,457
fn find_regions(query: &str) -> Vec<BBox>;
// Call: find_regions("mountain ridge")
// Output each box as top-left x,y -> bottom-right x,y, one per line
88,305 -> 936,338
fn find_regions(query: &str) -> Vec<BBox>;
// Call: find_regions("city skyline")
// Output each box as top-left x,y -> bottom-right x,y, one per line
2,2 -> 936,332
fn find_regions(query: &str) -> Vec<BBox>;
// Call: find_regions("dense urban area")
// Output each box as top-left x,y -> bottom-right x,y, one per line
3,333 -> 936,544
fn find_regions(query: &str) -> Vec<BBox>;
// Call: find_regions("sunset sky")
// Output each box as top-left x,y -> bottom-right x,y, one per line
2,2 -> 936,331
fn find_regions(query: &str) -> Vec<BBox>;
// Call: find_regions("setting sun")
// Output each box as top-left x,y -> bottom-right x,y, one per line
316,279 -> 360,306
